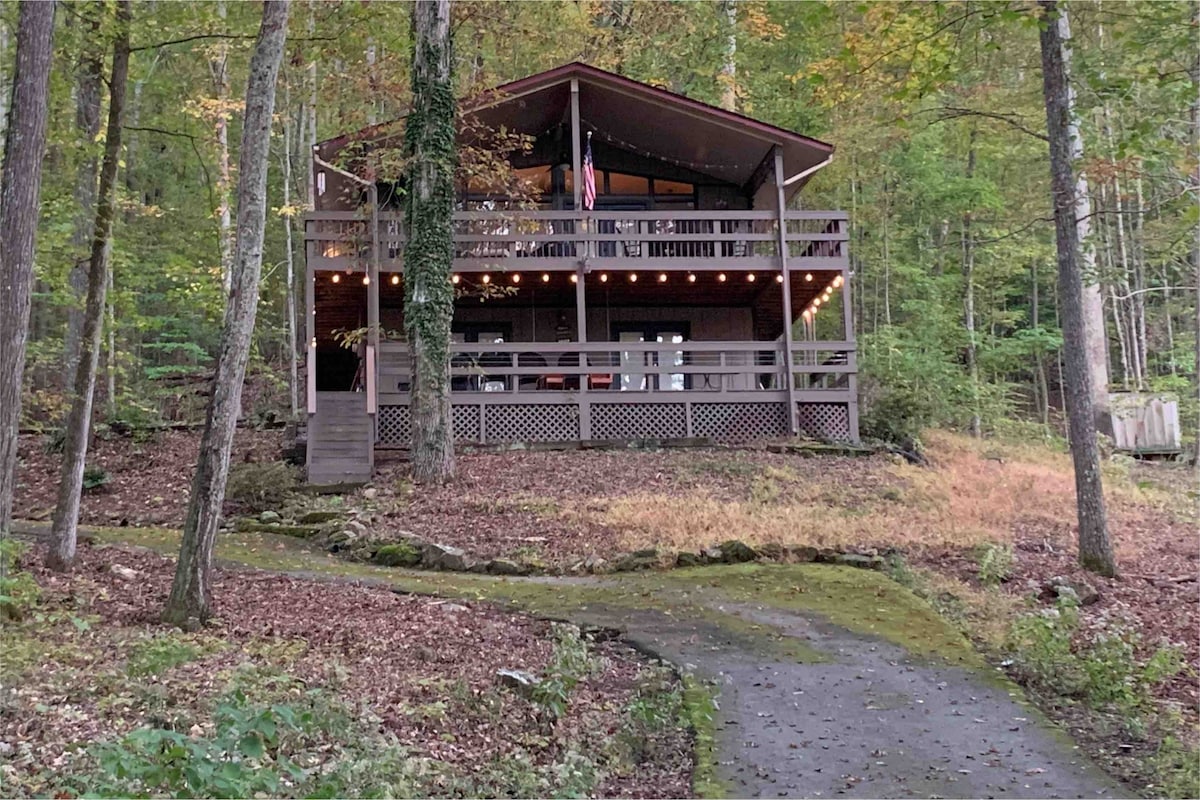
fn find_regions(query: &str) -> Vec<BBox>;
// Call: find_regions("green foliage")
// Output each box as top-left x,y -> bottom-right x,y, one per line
529,623 -> 596,721
0,540 -> 39,619
372,541 -> 422,567
974,542 -> 1014,586
83,465 -> 111,493
124,634 -> 206,677
1149,736 -> 1200,800
1006,597 -> 1186,719
620,666 -> 684,765
224,461 -> 300,512
81,688 -> 417,799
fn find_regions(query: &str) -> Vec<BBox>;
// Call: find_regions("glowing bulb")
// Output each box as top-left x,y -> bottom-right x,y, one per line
629,273 -> 638,283
310,337 -> 317,348
658,273 -> 668,283
776,274 -> 784,283
804,273 -> 813,282
390,274 -> 400,285
331,273 -> 340,283
570,274 -> 578,283
600,273 -> 609,283
511,273 -> 521,284
717,273 -> 727,282
833,275 -> 844,287
481,274 -> 491,284
813,296 -> 822,306
362,275 -> 370,285
542,273 -> 550,283
747,273 -> 756,282
451,274 -> 461,284
801,309 -> 811,319
687,273 -> 696,283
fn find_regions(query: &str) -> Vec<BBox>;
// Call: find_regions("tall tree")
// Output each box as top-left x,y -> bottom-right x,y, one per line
63,2 -> 106,394
0,0 -> 56,539
403,0 -> 456,483
1039,0 -> 1115,577
163,0 -> 290,627
47,0 -> 132,571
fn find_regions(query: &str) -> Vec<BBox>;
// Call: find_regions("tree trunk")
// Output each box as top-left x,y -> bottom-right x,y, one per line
1050,7 -> 1110,433
404,0 -> 456,484
282,87 -> 299,418
0,0 -> 56,541
63,2 -> 105,395
1191,2 -> 1200,471
214,0 -> 234,295
963,129 -> 981,437
163,0 -> 290,627
47,0 -> 131,572
1039,0 -> 1116,577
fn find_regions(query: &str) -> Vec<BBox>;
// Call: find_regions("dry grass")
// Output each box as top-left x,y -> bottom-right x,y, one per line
581,430 -> 1192,559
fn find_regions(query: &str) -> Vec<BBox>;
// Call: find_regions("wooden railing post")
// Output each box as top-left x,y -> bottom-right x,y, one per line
774,146 -> 800,435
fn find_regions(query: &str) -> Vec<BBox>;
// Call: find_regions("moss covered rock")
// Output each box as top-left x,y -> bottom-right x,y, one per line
372,541 -> 423,567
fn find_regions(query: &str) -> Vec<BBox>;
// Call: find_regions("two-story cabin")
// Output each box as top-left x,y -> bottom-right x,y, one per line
303,63 -> 857,483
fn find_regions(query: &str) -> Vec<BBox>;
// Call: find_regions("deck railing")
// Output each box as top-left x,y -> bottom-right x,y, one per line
305,209 -> 848,273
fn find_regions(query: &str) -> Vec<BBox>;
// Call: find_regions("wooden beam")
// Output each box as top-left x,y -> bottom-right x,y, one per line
774,146 -> 799,436
742,146 -> 776,199
571,79 -> 582,211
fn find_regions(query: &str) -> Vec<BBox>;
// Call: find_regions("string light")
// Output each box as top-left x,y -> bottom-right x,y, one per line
658,273 -> 668,283
775,274 -> 784,283
362,275 -> 370,285
687,273 -> 696,283
717,273 -> 726,282
813,296 -> 821,306
511,273 -> 521,284
331,273 -> 341,283
599,273 -> 609,283
542,273 -> 551,283
570,274 -> 578,283
804,273 -> 813,282
833,275 -> 844,287
747,273 -> 756,282
482,274 -> 491,284
801,309 -> 811,319
629,272 -> 638,282
390,274 -> 400,285
582,119 -> 768,174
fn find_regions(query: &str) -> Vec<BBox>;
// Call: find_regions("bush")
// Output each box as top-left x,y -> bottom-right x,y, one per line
0,539 -> 39,620
83,465 -> 111,493
975,542 -> 1014,586
225,461 -> 300,512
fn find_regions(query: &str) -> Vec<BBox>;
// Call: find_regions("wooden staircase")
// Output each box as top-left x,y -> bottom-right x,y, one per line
307,392 -> 373,485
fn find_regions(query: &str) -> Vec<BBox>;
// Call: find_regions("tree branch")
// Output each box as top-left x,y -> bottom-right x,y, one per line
921,106 -> 1049,141
123,126 -> 214,210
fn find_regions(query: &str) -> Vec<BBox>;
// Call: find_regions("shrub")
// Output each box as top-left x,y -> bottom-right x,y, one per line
125,634 -> 210,677
975,542 -> 1014,586
0,539 -> 39,620
225,461 -> 300,512
83,465 -> 111,493
528,624 -> 596,721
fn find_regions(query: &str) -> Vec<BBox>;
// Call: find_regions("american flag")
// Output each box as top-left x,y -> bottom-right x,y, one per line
582,133 -> 596,210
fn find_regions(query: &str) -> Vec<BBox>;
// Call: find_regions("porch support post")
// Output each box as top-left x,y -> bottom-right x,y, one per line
305,236 -> 316,416
366,185 -> 380,470
839,218 -> 859,441
571,82 -> 589,440
774,146 -> 800,436
575,266 -> 591,439
570,79 -> 582,211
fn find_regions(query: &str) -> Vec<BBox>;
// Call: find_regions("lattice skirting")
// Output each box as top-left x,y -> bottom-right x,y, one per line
485,404 -> 578,442
693,402 -> 789,442
377,404 -> 483,445
796,402 -> 852,441
592,403 -> 687,440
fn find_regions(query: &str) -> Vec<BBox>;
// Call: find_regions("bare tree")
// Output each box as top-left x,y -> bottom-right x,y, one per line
1039,0 -> 1116,577
404,0 -> 456,483
163,0 -> 291,627
47,0 -> 132,571
0,0 -> 56,539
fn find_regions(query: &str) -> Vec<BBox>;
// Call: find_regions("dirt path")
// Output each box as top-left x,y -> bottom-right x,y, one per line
24,524 -> 1123,799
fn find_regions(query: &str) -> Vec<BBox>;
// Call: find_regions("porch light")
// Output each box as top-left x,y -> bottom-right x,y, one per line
687,273 -> 696,283
542,273 -> 551,283
482,274 -> 491,284
511,273 -> 521,284
717,273 -> 727,282
747,273 -> 756,282
658,273 -> 667,283
804,273 -> 813,282
629,273 -> 638,283
331,273 -> 341,284
599,273 -> 609,283
390,274 -> 400,285
776,274 -> 784,283
451,274 -> 461,284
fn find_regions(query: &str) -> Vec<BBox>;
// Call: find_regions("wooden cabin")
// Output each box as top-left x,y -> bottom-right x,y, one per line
303,63 -> 857,483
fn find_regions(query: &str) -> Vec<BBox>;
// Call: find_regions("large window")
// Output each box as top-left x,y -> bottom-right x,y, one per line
611,322 -> 690,392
